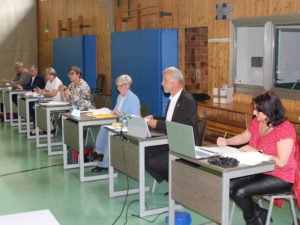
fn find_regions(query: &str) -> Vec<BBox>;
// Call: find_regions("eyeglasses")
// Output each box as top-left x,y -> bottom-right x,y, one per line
68,72 -> 77,77
116,83 -> 128,89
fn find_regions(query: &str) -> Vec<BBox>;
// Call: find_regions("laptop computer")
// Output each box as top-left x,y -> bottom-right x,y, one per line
166,121 -> 216,159
127,116 -> 165,139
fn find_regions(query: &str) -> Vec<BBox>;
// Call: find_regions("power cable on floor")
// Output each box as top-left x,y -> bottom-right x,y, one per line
0,163 -> 63,177
111,133 -> 130,225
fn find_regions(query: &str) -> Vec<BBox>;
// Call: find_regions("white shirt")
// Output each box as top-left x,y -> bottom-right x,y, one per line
31,76 -> 36,86
166,88 -> 183,121
45,77 -> 62,101
117,96 -> 125,112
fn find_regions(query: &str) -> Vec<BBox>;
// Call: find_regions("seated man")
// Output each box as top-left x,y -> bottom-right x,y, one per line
14,64 -> 45,120
15,64 -> 45,91
1,61 -> 31,86
145,67 -> 200,183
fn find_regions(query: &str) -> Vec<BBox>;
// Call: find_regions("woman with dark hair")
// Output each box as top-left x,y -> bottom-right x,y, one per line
217,91 -> 297,225
59,66 -> 94,110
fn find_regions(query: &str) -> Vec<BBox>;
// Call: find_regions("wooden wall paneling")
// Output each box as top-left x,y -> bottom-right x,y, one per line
208,42 -> 230,95
37,0 -> 300,116
95,1 -> 112,95
178,28 -> 185,75
177,0 -> 209,28
159,0 -> 178,28
267,0 -> 299,15
232,0 -> 268,18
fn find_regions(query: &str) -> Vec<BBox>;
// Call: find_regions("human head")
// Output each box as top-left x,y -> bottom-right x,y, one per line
68,66 -> 81,83
44,67 -> 57,82
252,91 -> 285,126
115,74 -> 132,96
161,67 -> 184,95
29,65 -> 38,77
15,61 -> 24,73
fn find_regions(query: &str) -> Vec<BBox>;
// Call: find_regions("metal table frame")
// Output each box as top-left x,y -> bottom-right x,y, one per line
62,113 -> 116,182
168,152 -> 275,225
35,103 -> 72,155
3,89 -> 28,126
108,128 -> 169,217
17,95 -> 51,139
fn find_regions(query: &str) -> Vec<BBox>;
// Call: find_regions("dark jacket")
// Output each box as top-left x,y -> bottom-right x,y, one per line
145,89 -> 200,183
154,89 -> 200,145
22,74 -> 45,91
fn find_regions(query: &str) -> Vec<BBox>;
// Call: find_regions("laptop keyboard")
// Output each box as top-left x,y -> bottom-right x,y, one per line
195,149 -> 213,158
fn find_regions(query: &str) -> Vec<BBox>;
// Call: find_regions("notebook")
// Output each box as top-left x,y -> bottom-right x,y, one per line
127,116 -> 165,138
166,121 -> 216,159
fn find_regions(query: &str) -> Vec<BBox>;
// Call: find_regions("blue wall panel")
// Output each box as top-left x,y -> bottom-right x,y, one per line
53,35 -> 96,89
111,29 -> 178,116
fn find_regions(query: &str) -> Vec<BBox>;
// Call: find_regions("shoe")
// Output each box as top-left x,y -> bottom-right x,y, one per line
91,166 -> 107,173
254,203 -> 273,224
89,152 -> 104,161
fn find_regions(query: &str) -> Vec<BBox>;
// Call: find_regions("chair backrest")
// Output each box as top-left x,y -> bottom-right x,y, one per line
96,74 -> 105,93
105,95 -> 112,109
294,140 -> 300,208
140,105 -> 148,117
197,119 -> 207,146
95,95 -> 108,108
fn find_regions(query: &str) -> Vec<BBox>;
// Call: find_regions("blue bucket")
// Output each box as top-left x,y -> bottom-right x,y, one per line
165,211 -> 192,225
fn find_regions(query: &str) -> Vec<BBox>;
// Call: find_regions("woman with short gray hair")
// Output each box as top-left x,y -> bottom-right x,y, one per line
35,67 -> 62,101
91,74 -> 141,172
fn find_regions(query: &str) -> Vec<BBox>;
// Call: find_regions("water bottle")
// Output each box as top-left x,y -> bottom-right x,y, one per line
121,117 -> 128,133
38,94 -> 45,103
70,99 -> 77,112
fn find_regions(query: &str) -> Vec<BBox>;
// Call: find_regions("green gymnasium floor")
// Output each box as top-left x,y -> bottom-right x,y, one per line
0,121 -> 298,225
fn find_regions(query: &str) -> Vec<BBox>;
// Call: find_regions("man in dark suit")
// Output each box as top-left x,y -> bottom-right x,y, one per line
15,64 -> 45,91
145,67 -> 199,183
14,65 -> 45,120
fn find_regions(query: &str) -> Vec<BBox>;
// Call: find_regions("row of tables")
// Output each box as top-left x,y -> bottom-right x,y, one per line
0,86 -> 275,225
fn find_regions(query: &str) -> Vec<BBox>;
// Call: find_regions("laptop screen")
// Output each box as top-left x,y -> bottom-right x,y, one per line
127,116 -> 150,138
127,116 -> 165,138
166,121 -> 198,158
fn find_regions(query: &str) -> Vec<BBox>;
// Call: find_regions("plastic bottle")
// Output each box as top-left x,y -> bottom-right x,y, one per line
121,117 -> 128,132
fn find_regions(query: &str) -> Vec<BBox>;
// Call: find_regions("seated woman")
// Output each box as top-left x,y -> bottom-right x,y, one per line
91,74 -> 140,172
59,66 -> 94,110
34,67 -> 62,101
217,91 -> 297,225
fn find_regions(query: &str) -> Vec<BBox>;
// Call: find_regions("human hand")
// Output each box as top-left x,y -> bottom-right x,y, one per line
148,118 -> 157,128
58,84 -> 66,92
34,87 -> 41,94
112,109 -> 122,116
15,84 -> 22,89
217,137 -> 227,146
144,115 -> 153,123
64,88 -> 71,97
239,145 -> 257,152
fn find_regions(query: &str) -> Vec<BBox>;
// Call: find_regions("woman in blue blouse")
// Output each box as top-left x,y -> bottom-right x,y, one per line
91,74 -> 140,172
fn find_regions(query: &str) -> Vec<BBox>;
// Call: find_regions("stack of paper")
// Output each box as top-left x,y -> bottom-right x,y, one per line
222,152 -> 272,165
199,146 -> 272,165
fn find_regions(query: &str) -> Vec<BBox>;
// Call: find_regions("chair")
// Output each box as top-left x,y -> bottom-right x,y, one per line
229,194 -> 298,225
229,141 -> 300,225
151,119 -> 207,193
141,105 -> 148,117
198,119 -> 207,146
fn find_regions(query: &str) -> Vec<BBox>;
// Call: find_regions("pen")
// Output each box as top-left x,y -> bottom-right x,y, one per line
223,132 -> 227,138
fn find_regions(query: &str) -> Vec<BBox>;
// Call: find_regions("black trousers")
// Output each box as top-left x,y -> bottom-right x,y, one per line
145,144 -> 169,183
230,174 -> 293,220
